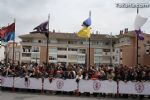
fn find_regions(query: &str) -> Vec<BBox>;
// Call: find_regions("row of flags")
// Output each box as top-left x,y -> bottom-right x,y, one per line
0,12 -> 148,42
33,12 -> 92,39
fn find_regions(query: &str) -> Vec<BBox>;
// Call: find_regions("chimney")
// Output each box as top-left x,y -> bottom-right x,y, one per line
120,30 -> 123,35
96,31 -> 98,34
124,28 -> 128,34
53,29 -> 55,33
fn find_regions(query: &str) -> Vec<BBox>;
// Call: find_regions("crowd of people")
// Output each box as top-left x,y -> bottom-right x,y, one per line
0,62 -> 150,81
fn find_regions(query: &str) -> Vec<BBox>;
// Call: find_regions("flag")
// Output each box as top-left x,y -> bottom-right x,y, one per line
34,21 -> 48,32
77,27 -> 91,38
134,15 -> 148,30
77,12 -> 92,38
134,15 -> 148,40
0,28 -> 7,39
82,17 -> 91,27
135,29 -> 144,40
0,23 -> 15,42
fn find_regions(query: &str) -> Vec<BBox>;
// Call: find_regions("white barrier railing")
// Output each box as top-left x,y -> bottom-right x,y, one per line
79,80 -> 117,93
1,77 -> 13,88
44,78 -> 77,91
14,77 -> 42,90
0,76 -> 150,95
119,81 -> 150,95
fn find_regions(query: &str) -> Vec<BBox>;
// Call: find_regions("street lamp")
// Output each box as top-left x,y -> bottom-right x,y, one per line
105,33 -> 118,67
105,33 -> 113,66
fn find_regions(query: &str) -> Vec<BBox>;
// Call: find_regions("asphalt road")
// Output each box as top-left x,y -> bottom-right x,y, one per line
0,91 -> 149,100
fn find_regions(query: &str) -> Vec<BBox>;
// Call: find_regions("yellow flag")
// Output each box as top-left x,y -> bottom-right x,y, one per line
77,27 -> 91,38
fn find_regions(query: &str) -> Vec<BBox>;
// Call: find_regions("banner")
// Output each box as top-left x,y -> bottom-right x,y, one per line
0,75 -> 2,86
44,78 -> 77,91
1,76 -> 150,95
14,77 -> 42,90
79,80 -> 117,93
1,76 -> 13,87
119,81 -> 150,95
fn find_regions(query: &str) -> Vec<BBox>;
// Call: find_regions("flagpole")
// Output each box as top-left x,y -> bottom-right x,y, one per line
88,11 -> 91,71
136,8 -> 139,66
12,19 -> 15,65
88,37 -> 91,71
85,38 -> 87,70
46,14 -> 50,67
110,32 -> 113,66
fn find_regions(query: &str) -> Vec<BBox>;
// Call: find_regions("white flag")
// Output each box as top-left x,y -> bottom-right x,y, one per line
134,15 -> 148,30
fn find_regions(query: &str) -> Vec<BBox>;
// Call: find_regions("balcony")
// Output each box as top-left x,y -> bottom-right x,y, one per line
57,51 -> 68,54
21,57 -> 31,61
101,60 -> 110,64
57,58 -> 67,62
114,42 -> 131,47
67,51 -> 77,54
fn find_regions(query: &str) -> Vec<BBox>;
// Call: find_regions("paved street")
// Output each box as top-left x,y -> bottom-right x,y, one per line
0,91 -> 149,100
0,91 -> 98,100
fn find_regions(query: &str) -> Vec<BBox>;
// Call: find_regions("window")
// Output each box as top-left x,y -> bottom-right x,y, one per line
116,50 -> 119,53
23,48 -> 25,52
112,56 -> 115,60
49,56 -> 57,60
79,49 -> 86,53
32,46 -> 39,52
49,48 -> 57,53
120,49 -> 122,52
68,41 -> 76,44
79,41 -> 83,44
105,41 -> 110,45
22,53 -> 31,57
146,50 -> 149,52
115,57 -> 118,62
138,55 -> 141,57
57,55 -> 67,58
103,49 -> 110,52
68,48 -> 77,51
23,48 -> 30,52
22,40 -> 31,42
57,48 -> 67,51
138,46 -> 141,49
68,55 -> 77,60
33,40 -> 38,43
113,49 -> 115,52
78,56 -> 85,60
92,41 -> 99,45
94,49 -> 102,54
38,40 -> 41,43
31,53 -> 40,59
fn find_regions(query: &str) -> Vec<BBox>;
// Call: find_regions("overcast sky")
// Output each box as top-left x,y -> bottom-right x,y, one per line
0,0 -> 150,41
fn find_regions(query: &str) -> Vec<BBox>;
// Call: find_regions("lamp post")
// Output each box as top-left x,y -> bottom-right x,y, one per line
106,33 -> 113,67
36,53 -> 38,64
110,33 -> 113,67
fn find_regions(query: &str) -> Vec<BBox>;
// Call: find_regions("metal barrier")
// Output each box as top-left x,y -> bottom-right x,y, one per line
0,76 -> 150,95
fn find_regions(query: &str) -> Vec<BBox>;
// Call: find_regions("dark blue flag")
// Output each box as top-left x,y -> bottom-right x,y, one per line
135,29 -> 144,40
34,21 -> 48,32
82,17 -> 91,27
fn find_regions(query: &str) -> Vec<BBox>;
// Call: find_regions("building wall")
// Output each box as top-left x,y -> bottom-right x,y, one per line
40,46 -> 47,64
5,42 -> 21,64
87,48 -> 94,66
121,45 -> 135,67
143,55 -> 150,66
19,32 -> 150,66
